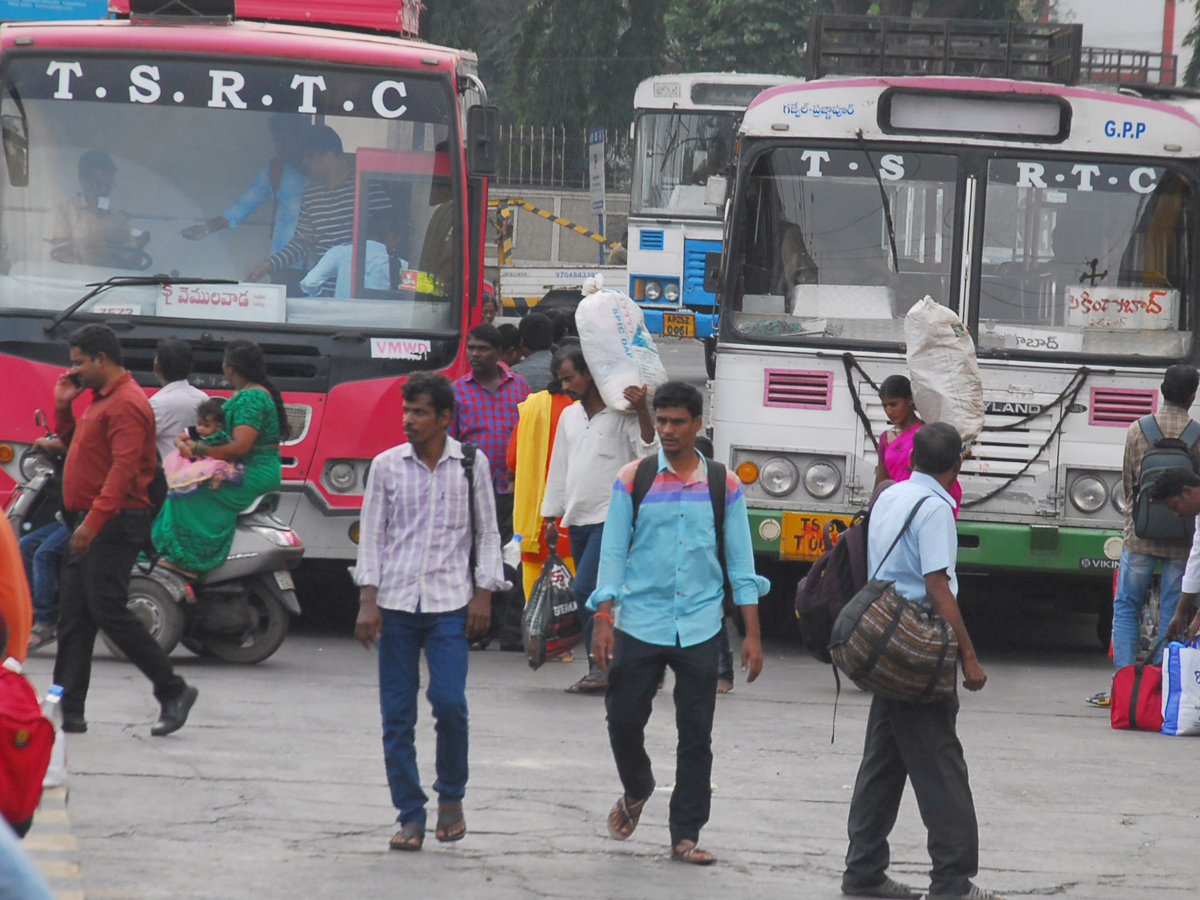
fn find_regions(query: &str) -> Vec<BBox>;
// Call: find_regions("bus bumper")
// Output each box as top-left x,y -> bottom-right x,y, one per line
748,508 -> 1120,578
639,308 -> 717,339
276,488 -> 360,561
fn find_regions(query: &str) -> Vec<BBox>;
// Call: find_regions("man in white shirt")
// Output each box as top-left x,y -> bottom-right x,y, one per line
147,337 -> 208,460
354,372 -> 507,852
541,344 -> 658,693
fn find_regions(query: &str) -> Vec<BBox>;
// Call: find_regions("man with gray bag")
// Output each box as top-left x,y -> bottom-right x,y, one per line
838,423 -> 999,900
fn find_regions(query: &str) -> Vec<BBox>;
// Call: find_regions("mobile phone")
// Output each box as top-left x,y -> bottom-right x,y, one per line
67,372 -> 82,388
187,426 -> 201,441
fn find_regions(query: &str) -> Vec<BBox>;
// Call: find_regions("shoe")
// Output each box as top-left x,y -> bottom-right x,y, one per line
842,876 -> 923,898
927,883 -> 1005,900
1085,691 -> 1111,708
61,716 -> 87,734
151,684 -> 198,736
27,625 -> 56,652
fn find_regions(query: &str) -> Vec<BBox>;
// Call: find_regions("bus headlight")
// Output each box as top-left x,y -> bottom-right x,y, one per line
802,460 -> 841,499
759,457 -> 798,497
1111,480 -> 1128,514
663,281 -> 680,302
1069,474 -> 1108,513
644,280 -> 663,300
326,461 -> 358,493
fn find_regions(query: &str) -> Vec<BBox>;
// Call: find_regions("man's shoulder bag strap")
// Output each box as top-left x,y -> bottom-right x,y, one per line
460,442 -> 478,588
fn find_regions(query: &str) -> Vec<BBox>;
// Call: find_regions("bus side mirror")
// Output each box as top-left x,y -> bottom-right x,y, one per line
466,105 -> 500,178
703,175 -> 727,207
703,251 -> 722,295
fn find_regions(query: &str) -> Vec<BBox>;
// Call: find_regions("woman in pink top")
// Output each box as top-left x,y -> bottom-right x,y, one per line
874,374 -> 963,517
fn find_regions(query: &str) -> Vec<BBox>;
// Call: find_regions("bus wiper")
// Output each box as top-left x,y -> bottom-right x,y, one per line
857,130 -> 901,275
45,275 -> 238,333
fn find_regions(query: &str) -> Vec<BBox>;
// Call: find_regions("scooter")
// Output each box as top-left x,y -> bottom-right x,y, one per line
5,411 -> 305,664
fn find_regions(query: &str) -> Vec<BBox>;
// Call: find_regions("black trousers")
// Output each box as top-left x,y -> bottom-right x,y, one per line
844,693 -> 979,896
605,629 -> 719,846
53,512 -> 185,719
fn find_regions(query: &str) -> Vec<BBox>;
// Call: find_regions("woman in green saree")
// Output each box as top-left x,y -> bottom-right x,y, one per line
152,339 -> 290,574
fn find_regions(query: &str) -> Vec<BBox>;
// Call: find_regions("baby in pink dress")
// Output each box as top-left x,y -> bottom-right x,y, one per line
163,397 -> 243,498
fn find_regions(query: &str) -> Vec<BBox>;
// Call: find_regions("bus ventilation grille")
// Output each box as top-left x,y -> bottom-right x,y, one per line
639,230 -> 664,251
1088,387 -> 1157,427
763,369 -> 833,410
282,404 -> 313,446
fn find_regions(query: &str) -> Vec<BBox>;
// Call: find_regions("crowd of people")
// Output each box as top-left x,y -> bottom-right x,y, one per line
1,309 -> 1017,900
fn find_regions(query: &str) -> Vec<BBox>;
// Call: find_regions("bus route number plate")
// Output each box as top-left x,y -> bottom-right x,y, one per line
781,512 -> 854,561
662,312 -> 695,338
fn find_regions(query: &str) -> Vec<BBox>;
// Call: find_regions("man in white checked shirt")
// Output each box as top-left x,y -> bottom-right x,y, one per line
354,372 -> 508,852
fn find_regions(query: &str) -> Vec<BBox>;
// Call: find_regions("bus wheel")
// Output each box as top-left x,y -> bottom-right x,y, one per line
704,336 -> 717,379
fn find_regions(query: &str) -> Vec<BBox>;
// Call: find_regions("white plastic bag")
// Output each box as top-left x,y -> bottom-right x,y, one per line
904,296 -> 985,444
576,288 -> 669,411
1161,640 -> 1200,735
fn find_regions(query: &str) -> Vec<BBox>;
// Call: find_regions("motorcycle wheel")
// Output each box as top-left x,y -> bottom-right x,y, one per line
197,584 -> 289,664
103,575 -> 184,660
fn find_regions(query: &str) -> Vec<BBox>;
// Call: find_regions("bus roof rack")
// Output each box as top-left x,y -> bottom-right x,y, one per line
128,0 -> 234,20
1115,83 -> 1200,101
806,14 -> 1083,85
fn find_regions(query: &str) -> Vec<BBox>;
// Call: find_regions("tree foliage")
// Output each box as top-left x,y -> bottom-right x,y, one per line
664,0 -> 830,77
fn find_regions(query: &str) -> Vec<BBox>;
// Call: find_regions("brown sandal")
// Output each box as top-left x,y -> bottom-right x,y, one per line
607,791 -> 651,840
435,803 -> 466,843
389,822 -> 424,851
671,840 -> 716,865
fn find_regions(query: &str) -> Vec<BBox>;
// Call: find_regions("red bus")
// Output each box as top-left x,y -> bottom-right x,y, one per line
0,2 -> 498,571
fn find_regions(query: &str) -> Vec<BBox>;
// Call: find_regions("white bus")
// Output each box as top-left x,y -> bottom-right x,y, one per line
709,71 -> 1200,629
628,73 -> 792,369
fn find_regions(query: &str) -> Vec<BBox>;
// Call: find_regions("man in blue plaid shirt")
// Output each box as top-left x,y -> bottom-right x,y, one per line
451,324 -> 530,647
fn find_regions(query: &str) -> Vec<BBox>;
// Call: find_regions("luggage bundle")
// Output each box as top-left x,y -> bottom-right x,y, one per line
575,289 -> 669,412
522,554 -> 582,670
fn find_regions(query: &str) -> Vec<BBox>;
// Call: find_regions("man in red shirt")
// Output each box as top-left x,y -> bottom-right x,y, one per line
52,324 -> 197,736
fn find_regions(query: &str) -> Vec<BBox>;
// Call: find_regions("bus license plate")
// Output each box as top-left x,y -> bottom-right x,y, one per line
781,512 -> 855,562
273,570 -> 295,591
662,312 -> 695,338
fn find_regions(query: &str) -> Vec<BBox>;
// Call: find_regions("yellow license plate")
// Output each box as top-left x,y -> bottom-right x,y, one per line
780,512 -> 855,561
662,312 -> 695,338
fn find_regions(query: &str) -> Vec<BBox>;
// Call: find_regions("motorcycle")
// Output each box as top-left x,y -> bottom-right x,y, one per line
5,411 -> 304,664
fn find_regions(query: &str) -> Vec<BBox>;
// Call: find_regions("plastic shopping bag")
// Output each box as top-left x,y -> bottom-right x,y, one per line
1161,639 -> 1200,735
576,288 -> 669,411
522,555 -> 582,670
904,296 -> 985,444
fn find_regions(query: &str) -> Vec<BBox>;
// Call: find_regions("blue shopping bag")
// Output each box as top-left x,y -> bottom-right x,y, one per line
1161,639 -> 1200,736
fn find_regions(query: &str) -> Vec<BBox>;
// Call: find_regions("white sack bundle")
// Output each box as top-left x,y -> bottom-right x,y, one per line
904,296 -> 985,444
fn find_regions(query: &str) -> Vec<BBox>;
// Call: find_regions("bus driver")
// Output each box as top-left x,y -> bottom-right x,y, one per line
50,150 -> 151,269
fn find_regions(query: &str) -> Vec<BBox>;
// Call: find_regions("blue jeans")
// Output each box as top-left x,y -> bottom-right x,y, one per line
378,608 -> 470,828
1112,548 -> 1186,669
18,522 -> 70,628
569,523 -> 605,664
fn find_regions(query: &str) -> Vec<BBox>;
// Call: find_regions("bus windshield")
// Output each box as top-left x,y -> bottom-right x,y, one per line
728,146 -> 957,344
0,55 -> 460,333
977,158 -> 1193,358
631,111 -> 738,217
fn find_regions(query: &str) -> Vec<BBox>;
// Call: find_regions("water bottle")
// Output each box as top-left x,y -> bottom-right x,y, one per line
42,685 -> 66,788
503,532 -> 523,569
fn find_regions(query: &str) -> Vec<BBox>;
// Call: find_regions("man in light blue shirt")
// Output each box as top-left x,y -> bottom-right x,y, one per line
589,381 -> 766,866
181,114 -> 308,267
843,422 -> 999,900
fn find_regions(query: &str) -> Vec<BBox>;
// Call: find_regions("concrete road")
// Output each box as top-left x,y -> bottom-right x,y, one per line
18,632 -> 1197,900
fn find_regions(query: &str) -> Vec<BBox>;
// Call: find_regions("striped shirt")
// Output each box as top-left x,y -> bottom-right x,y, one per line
268,174 -> 391,295
353,437 -> 508,613
588,449 -> 768,647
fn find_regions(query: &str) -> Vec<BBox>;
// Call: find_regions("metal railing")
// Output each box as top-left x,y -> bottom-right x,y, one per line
496,124 -> 633,191
1080,47 -> 1177,87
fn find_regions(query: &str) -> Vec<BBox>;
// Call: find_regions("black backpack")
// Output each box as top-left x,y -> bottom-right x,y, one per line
1133,416 -> 1200,541
629,454 -> 734,617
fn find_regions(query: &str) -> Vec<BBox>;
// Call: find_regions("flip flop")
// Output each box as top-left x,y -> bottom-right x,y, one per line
435,803 -> 466,843
27,625 -> 57,652
607,790 -> 652,840
389,822 -> 424,851
671,840 -> 716,866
